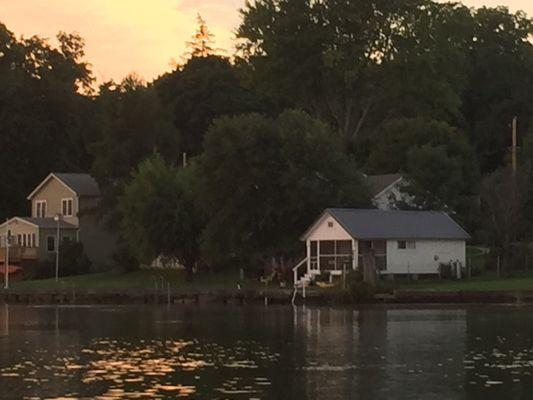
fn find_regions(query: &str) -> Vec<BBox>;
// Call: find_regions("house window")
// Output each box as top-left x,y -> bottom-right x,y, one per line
62,198 -> 74,217
327,221 -> 334,228
47,236 -> 56,253
36,200 -> 47,218
398,240 -> 416,250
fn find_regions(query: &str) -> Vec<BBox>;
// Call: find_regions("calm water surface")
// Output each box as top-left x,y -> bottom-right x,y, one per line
0,305 -> 532,399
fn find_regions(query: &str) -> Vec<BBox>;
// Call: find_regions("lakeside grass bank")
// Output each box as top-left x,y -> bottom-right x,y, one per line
8,268 -> 533,293
2,269 -> 533,306
9,269 -> 260,292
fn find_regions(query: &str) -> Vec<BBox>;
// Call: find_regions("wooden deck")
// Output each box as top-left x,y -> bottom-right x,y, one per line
0,247 -> 39,263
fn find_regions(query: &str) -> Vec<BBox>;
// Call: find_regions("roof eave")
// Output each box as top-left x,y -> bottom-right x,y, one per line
27,173 -> 78,200
372,177 -> 403,199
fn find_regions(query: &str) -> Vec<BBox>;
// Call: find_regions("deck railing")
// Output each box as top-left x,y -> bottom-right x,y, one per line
0,247 -> 39,262
292,257 -> 308,284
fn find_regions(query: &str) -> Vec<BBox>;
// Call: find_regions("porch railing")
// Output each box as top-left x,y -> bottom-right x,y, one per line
292,257 -> 308,284
0,247 -> 39,262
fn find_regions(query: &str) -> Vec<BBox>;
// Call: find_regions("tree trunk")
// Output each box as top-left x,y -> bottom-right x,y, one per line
184,262 -> 194,282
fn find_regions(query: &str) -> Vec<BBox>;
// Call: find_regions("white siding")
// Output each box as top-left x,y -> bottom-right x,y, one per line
306,214 -> 352,241
373,184 -> 414,210
385,239 -> 466,274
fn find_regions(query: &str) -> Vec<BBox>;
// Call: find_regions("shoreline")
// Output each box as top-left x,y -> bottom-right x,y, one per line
1,288 -> 533,306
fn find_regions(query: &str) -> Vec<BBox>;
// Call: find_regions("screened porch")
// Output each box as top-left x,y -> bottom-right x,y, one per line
307,239 -> 356,273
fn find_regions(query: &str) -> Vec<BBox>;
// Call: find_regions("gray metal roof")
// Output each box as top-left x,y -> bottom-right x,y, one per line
20,217 -> 78,229
365,174 -> 403,197
54,173 -> 101,196
327,209 -> 470,240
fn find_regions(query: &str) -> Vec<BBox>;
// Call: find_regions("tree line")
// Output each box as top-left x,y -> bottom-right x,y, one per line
1,2 -> 533,274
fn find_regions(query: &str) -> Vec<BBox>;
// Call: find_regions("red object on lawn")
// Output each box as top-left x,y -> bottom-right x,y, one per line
0,265 -> 24,281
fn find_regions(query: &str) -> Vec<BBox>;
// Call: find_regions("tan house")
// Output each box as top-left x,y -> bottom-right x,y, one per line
0,173 -> 115,269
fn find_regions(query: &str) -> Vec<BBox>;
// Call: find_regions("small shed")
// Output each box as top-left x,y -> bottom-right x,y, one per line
296,209 -> 470,282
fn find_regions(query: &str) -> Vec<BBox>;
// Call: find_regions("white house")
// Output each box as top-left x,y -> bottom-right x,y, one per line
365,174 -> 412,210
294,209 -> 470,284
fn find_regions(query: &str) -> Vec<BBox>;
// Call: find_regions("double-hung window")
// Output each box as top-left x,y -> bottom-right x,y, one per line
62,198 -> 74,217
36,200 -> 47,218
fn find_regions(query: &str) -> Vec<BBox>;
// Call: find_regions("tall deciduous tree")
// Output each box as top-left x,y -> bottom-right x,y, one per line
118,153 -> 203,276
463,7 -> 533,173
367,118 -> 479,218
479,167 -> 530,274
237,0 -> 472,145
198,110 -> 370,267
0,23 -> 94,221
91,75 -> 180,222
155,55 -> 263,157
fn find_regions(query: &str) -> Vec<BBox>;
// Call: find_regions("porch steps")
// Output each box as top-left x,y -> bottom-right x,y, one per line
295,271 -> 320,287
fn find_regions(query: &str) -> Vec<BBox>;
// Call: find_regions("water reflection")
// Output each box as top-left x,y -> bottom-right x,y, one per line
1,305 -> 533,399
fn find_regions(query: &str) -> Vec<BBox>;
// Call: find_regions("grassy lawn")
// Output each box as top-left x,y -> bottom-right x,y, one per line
10,245 -> 531,293
397,272 -> 533,292
10,269 -> 264,292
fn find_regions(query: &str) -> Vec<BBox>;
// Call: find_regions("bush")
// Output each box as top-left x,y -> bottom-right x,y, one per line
31,261 -> 55,280
349,281 -> 376,303
113,244 -> 139,272
59,240 -> 91,276
22,241 -> 91,281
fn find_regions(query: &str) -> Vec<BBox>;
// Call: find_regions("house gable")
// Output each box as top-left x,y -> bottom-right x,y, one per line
27,175 -> 79,223
301,211 -> 354,242
0,217 -> 39,230
27,173 -> 77,201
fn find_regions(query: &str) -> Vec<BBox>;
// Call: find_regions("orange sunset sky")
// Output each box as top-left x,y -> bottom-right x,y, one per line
0,0 -> 531,82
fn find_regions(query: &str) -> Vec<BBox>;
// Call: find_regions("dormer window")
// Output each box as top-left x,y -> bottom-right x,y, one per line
36,200 -> 46,218
62,198 -> 74,217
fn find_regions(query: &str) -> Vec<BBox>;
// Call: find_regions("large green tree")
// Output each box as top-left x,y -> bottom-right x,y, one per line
118,153 -> 203,275
237,0 -> 473,146
367,118 -> 479,217
198,110 -> 370,267
154,55 -> 263,157
479,167 -> 530,274
462,7 -> 533,173
0,23 -> 94,221
90,75 -> 180,221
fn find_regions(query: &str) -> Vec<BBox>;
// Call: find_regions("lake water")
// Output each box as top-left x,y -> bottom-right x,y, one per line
0,305 -> 532,399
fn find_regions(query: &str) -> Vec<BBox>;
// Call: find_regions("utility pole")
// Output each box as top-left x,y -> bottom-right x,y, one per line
54,214 -> 61,283
4,218 -> 9,290
512,116 -> 518,173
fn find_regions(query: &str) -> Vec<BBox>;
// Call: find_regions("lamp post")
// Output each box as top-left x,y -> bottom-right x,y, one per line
4,218 -> 9,290
54,214 -> 62,283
